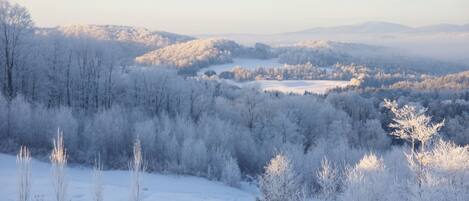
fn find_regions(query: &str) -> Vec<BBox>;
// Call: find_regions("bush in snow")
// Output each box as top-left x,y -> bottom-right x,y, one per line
407,140 -> 469,201
340,153 -> 391,201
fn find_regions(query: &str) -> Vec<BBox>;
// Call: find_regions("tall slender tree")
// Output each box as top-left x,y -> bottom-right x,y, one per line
17,146 -> 31,201
129,139 -> 145,201
0,0 -> 33,101
50,129 -> 68,201
93,155 -> 104,201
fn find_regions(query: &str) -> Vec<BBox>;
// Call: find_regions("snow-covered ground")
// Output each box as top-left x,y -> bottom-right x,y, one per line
227,80 -> 350,94
0,153 -> 256,201
198,58 -> 348,94
198,58 -> 285,75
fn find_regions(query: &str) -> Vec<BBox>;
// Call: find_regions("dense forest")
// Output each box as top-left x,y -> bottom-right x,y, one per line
2,1 -> 469,201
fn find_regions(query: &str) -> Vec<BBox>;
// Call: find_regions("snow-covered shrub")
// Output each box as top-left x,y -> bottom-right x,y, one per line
408,140 -> 469,201
180,138 -> 208,175
52,107 -> 78,155
85,106 -> 131,166
341,153 -> 392,201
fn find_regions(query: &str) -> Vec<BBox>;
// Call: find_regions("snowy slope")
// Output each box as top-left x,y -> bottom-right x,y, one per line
0,153 -> 256,201
135,38 -> 240,68
38,25 -> 193,49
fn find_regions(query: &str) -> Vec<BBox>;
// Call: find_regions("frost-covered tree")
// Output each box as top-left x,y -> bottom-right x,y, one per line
129,139 -> 145,201
259,154 -> 303,201
220,156 -> 241,188
341,153 -> 390,201
50,130 -> 68,201
0,0 -> 34,101
17,145 -> 31,201
384,99 -> 444,152
316,158 -> 339,201
407,140 -> 469,201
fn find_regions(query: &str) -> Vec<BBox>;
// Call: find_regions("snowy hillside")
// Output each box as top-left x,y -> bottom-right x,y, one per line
276,40 -> 468,74
0,154 -> 256,201
135,38 -> 241,69
38,25 -> 193,49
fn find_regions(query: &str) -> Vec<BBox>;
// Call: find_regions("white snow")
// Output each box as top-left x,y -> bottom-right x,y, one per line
0,153 -> 256,201
198,58 -> 349,94
198,58 -> 285,75
227,80 -> 350,94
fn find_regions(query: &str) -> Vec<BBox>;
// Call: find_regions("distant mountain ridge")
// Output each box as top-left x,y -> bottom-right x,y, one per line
293,21 -> 469,34
275,40 -> 469,74
296,21 -> 412,34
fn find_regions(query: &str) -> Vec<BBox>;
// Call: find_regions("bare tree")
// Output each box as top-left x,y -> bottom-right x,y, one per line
17,145 -> 31,201
0,0 -> 33,101
384,99 -> 444,152
129,139 -> 145,201
50,129 -> 67,201
384,99 -> 445,198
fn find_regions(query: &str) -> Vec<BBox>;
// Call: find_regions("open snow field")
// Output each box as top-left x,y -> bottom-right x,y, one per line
198,58 -> 285,75
0,153 -> 256,201
227,80 -> 350,94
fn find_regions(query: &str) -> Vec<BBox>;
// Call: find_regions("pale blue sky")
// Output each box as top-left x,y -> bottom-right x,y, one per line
12,0 -> 469,35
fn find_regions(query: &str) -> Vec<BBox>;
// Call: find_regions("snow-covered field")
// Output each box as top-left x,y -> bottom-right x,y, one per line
198,59 -> 349,94
0,153 -> 256,201
198,58 -> 285,75
228,80 -> 350,94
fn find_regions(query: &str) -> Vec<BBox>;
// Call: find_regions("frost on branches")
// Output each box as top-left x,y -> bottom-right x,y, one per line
259,154 -> 303,201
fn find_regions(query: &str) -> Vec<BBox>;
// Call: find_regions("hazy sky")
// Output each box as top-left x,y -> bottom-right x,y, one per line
12,0 -> 469,35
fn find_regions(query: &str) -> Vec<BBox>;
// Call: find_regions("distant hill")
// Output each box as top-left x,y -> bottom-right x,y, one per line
392,71 -> 469,90
38,25 -> 193,49
135,38 -> 241,70
290,40 -> 385,55
295,21 -> 412,34
413,23 -> 469,33
135,38 -> 274,72
35,25 -> 195,63
276,40 -> 468,74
